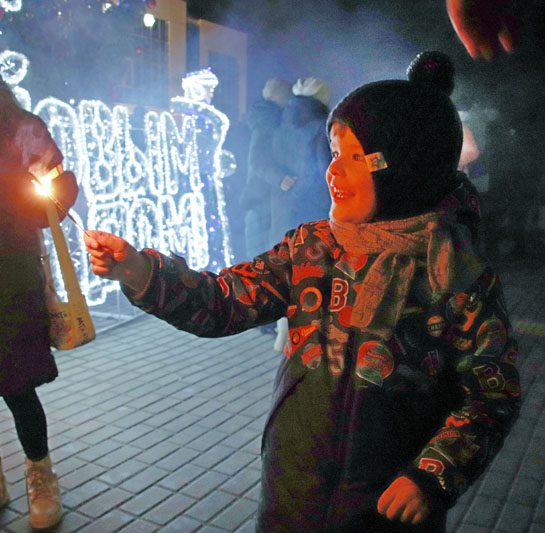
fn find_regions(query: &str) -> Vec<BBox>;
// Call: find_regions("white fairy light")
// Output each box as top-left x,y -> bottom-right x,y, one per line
0,0 -> 22,12
181,68 -> 219,104
11,85 -> 31,110
0,50 -> 29,85
142,12 -> 155,27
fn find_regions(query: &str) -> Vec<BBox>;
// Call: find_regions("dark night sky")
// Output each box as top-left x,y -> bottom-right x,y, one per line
187,0 -> 545,123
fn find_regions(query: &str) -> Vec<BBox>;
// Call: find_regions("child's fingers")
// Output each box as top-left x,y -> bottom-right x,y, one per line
83,232 -> 99,250
377,487 -> 396,514
89,255 -> 113,270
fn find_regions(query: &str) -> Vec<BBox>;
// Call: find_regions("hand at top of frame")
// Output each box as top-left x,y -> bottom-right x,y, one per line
446,0 -> 519,60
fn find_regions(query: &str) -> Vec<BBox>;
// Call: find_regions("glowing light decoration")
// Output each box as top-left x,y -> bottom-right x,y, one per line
31,70 -> 233,305
0,18 -> 236,322
0,50 -> 29,85
2,3 -> 234,306
0,50 -> 31,109
0,0 -> 22,12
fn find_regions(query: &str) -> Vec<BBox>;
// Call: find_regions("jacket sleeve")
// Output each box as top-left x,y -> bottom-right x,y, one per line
404,268 -> 521,510
121,231 -> 295,337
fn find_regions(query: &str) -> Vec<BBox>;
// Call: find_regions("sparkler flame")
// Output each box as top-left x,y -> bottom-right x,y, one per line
33,173 -> 53,196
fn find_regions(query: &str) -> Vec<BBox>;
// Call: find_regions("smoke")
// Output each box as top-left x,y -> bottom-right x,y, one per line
212,0 -> 420,108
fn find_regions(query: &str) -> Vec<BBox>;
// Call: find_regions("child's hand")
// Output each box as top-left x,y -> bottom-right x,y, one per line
84,231 -> 150,291
377,476 -> 430,525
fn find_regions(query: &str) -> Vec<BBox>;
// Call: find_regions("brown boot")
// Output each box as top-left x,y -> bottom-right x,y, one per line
0,457 -> 9,507
25,455 -> 62,529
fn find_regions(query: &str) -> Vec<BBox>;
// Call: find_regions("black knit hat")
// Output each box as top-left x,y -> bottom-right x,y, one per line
327,51 -> 463,220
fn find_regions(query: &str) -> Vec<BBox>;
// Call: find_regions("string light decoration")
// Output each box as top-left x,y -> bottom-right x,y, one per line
0,0 -> 22,12
0,50 -> 31,109
3,46 -> 234,304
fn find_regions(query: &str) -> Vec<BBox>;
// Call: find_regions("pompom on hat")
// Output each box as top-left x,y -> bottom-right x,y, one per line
327,51 -> 463,220
262,78 -> 292,107
292,77 -> 331,106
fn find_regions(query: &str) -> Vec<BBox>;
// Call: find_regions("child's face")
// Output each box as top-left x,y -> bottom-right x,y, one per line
327,122 -> 376,224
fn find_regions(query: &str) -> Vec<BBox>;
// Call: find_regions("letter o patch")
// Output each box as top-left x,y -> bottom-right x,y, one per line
300,287 -> 322,313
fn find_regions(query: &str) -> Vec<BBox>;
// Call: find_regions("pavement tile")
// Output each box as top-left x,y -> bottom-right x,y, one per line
455,525 -> 494,533
518,454 -> 545,481
191,444 -> 234,470
507,476 -> 542,507
235,518 -> 257,533
119,466 -> 168,493
220,428 -> 260,450
447,503 -> 469,531
157,413 -> 201,432
110,425 -> 156,444
79,425 -> 124,445
167,424 -> 210,446
78,487 -> 134,518
184,489 -> 236,522
462,495 -> 504,528
77,441 -> 124,463
185,429 -> 229,452
181,471 -> 229,499
157,463 -> 206,491
97,459 -> 148,485
155,447 -> 201,470
0,508 -> 20,529
61,479 -> 111,509
478,471 -> 514,500
56,511 -> 92,532
496,502 -> 534,533
134,442 -> 181,464
55,456 -> 89,478
220,468 -> 261,496
213,451 -> 256,477
60,463 -> 107,490
119,485 -> 172,516
211,498 -> 257,531
143,493 -> 197,525
76,509 -> 134,533
117,519 -> 159,533
199,526 -> 228,533
160,515 -> 201,532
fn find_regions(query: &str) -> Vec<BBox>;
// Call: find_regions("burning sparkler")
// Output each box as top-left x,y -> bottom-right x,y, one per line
32,166 -> 90,237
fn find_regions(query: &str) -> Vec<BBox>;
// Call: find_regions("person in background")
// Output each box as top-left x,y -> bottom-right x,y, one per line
240,78 -> 292,336
0,77 -> 78,529
270,76 -> 332,351
84,51 -> 519,532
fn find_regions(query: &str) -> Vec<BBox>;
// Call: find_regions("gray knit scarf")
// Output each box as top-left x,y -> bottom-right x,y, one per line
329,211 -> 484,341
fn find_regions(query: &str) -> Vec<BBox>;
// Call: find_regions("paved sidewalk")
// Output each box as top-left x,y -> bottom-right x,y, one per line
0,260 -> 544,532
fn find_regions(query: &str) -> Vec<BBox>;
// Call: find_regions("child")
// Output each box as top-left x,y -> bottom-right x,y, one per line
84,51 -> 520,532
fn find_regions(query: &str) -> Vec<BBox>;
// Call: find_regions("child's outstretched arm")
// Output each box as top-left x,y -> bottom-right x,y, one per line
85,230 -> 294,338
84,231 -> 151,292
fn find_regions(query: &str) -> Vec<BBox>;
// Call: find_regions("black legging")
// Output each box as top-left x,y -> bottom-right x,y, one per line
2,388 -> 48,461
